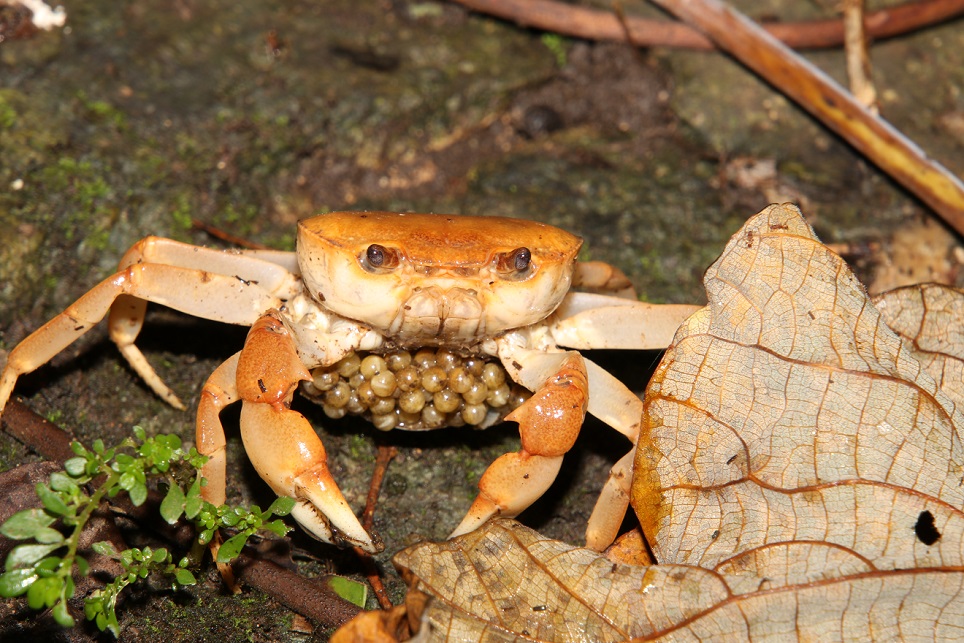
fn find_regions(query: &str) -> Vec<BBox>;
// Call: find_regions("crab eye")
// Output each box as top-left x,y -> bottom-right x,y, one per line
362,244 -> 399,271
512,247 -> 531,271
495,247 -> 533,277
367,244 -> 386,266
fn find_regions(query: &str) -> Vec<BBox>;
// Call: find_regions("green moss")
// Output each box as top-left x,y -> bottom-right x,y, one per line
75,90 -> 128,129
540,33 -> 569,68
347,434 -> 373,463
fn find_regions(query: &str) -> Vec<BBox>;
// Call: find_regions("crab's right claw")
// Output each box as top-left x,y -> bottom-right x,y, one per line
235,312 -> 383,554
239,402 -> 382,552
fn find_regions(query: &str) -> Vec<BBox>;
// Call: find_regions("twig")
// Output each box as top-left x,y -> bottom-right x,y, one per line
450,0 -> 964,50
0,399 -> 75,462
354,444 -> 398,611
843,0 -> 878,113
191,219 -> 271,249
234,554 -> 363,629
647,0 -> 964,235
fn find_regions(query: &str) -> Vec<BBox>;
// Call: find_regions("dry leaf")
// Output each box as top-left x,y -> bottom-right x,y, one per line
873,283 -> 964,405
633,203 -> 964,637
336,204 -> 964,641
390,519 -> 729,643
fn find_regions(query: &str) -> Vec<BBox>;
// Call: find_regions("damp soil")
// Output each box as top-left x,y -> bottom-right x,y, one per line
0,1 -> 961,640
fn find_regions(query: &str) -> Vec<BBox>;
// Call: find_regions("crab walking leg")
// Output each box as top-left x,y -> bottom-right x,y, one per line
585,450 -> 635,551
450,352 -> 589,539
550,292 -> 700,350
572,261 -> 638,300
0,265 -> 286,417
108,238 -> 301,409
196,352 -> 242,508
234,312 -> 381,553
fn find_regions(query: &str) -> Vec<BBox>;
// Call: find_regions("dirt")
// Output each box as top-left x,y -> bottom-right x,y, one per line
0,0 -> 961,640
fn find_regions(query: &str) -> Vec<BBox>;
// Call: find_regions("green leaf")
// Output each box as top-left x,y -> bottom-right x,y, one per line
133,425 -> 146,442
71,441 -> 87,456
215,532 -> 248,563
261,519 -> 291,538
151,548 -> 169,564
33,527 -> 66,545
64,457 -> 87,476
52,599 -> 75,627
27,575 -> 61,609
184,496 -> 203,519
35,483 -> 69,516
266,496 -> 296,517
326,575 -> 368,607
35,556 -> 63,574
93,439 -> 105,455
0,568 -> 38,597
0,508 -> 56,539
92,541 -> 118,557
159,433 -> 182,449
105,610 -> 120,637
6,543 -> 62,570
76,555 -> 89,576
174,568 -> 196,586
129,482 -> 148,507
84,594 -> 102,620
160,482 -> 186,524
49,471 -> 76,492
118,470 -> 137,491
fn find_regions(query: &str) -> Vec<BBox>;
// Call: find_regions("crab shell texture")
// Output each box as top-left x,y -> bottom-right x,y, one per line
297,212 -> 581,344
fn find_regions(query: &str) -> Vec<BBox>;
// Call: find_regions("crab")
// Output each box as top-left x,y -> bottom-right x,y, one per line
0,212 -> 698,554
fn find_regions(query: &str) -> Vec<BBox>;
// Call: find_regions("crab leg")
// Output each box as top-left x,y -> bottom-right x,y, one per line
572,261 -> 638,300
550,292 -> 700,350
108,237 -> 300,409
450,352 -> 589,539
196,352 -> 242,508
228,311 -> 382,553
0,264 -> 287,416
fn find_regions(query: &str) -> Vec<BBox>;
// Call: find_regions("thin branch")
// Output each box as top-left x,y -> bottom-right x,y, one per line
354,444 -> 399,611
843,0 -> 878,112
646,0 -> 964,234
450,0 -> 964,50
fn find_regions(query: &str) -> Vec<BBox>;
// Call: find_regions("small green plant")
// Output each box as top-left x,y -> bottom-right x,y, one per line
540,33 -> 569,68
0,427 -> 294,636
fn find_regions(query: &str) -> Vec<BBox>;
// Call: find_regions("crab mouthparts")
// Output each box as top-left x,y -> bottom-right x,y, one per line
394,286 -> 484,343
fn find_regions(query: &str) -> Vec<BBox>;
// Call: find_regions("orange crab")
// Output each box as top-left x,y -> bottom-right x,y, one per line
0,212 -> 697,553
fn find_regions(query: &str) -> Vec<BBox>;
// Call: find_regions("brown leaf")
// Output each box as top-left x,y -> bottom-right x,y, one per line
633,202 -> 964,635
874,283 -> 964,405
388,519 -> 728,642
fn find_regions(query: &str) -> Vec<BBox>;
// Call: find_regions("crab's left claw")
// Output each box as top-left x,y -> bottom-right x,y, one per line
450,352 -> 588,539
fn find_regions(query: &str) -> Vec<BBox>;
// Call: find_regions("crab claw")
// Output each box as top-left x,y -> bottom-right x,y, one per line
450,453 -> 564,538
450,352 -> 588,538
240,402 -> 382,552
233,312 -> 383,553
